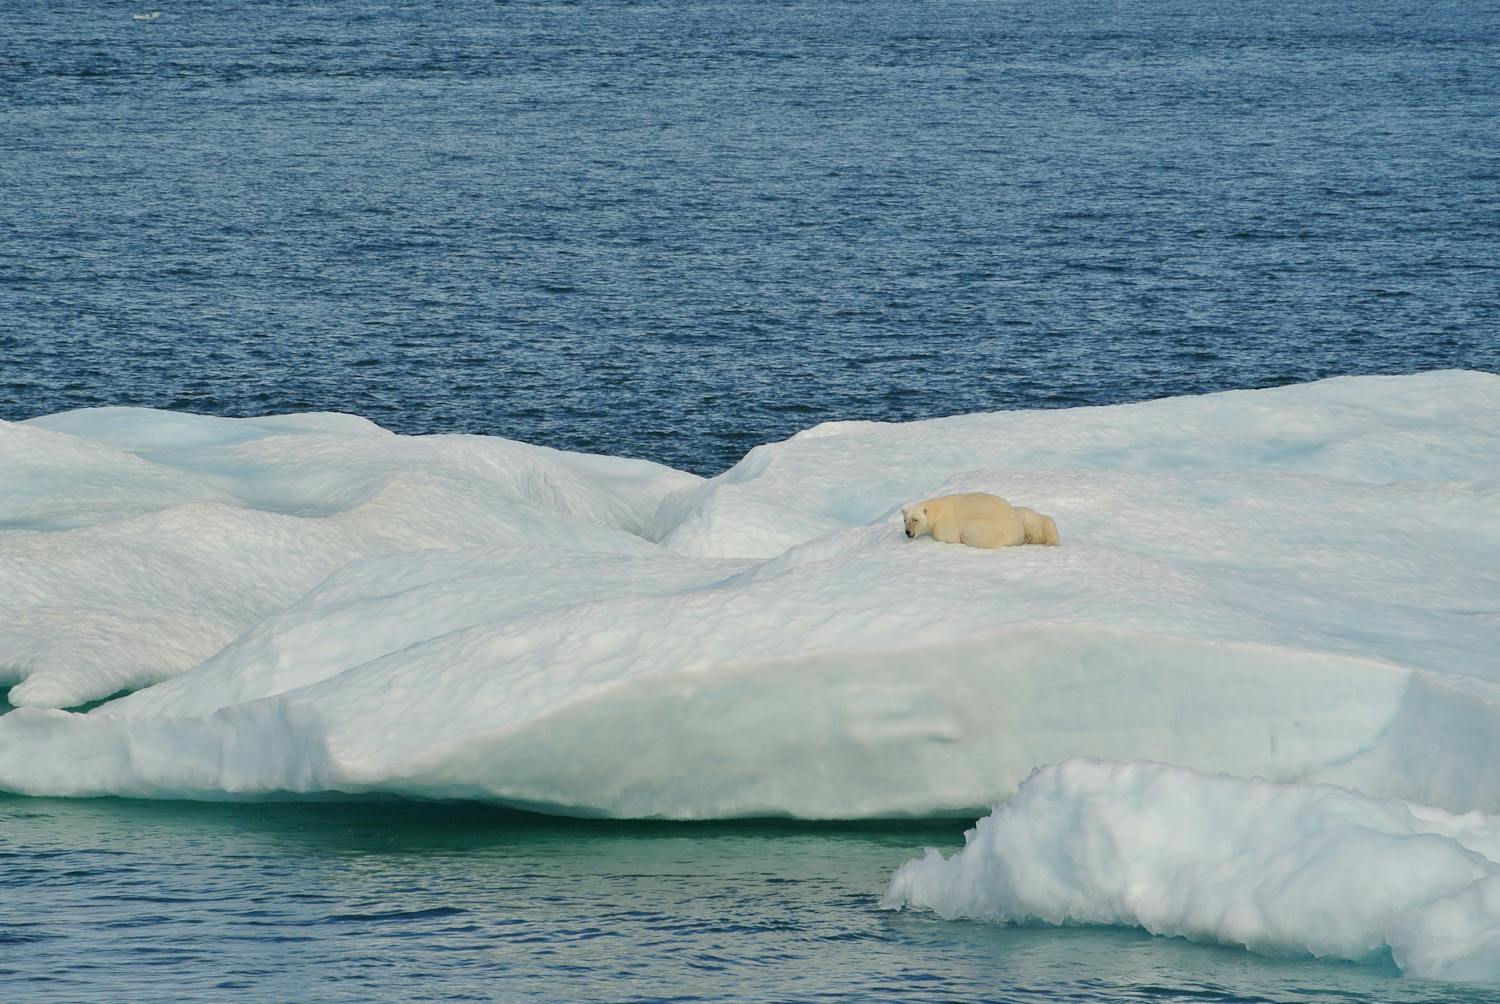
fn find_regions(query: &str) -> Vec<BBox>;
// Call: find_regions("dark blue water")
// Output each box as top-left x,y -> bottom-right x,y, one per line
2,0 -> 1497,474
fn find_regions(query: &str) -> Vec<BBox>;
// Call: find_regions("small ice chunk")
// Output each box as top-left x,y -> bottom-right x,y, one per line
885,759 -> 1500,982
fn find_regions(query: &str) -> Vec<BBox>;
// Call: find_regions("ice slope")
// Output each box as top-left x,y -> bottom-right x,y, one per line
0,409 -> 699,708
0,371 -> 1497,820
647,368 -> 1500,559
884,759 -> 1500,982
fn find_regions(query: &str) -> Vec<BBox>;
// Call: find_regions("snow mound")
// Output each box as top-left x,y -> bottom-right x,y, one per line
0,408 -> 698,707
0,373 -> 1497,820
648,369 -> 1500,559
884,759 -> 1500,982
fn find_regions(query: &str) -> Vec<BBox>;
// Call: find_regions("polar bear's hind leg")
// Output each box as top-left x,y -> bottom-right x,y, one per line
1022,515 -> 1060,545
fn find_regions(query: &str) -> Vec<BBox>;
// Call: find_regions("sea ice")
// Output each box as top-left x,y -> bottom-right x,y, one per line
884,759 -> 1500,982
646,368 -> 1500,559
0,408 -> 696,707
0,371 -> 1497,822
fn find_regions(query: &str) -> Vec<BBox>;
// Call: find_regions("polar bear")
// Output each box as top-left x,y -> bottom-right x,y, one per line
901,492 -> 1060,549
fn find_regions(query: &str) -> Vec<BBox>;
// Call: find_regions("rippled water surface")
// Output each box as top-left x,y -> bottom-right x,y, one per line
7,797 -> 1500,1004
3,0 -> 1497,473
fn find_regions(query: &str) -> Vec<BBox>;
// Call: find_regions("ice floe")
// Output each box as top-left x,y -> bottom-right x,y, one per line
884,758 -> 1500,982
0,371 -> 1497,822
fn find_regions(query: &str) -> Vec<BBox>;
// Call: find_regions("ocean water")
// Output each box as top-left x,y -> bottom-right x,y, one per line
8,795 -> 1500,1004
2,0 -> 1497,474
5,0 -> 1500,1000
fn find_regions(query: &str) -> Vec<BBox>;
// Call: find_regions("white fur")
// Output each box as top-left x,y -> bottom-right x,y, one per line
902,492 -> 1059,549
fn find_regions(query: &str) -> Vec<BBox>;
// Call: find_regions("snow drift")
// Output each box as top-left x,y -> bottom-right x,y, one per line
0,371 -> 1498,820
884,759 -> 1500,982
0,409 -> 694,708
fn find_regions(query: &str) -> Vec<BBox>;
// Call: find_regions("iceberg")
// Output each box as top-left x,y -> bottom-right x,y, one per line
884,759 -> 1500,982
1,371 -> 1498,821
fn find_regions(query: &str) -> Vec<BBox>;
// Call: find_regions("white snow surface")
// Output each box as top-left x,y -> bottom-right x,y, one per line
1,371 -> 1498,823
0,408 -> 693,708
884,759 -> 1500,982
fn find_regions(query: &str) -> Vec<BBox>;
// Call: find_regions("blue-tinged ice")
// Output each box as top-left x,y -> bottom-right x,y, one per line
886,759 -> 1500,982
0,371 -> 1497,829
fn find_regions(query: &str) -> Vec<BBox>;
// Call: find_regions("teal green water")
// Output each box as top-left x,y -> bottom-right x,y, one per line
5,794 -> 1498,1003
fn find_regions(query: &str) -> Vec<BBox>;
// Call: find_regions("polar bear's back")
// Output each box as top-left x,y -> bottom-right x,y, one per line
924,492 -> 1025,547
933,492 -> 1016,523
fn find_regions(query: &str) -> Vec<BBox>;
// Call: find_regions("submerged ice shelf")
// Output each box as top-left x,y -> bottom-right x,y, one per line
1,370 -> 1499,822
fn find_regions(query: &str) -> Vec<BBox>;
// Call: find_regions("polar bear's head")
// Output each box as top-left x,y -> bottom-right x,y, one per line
902,505 -> 930,539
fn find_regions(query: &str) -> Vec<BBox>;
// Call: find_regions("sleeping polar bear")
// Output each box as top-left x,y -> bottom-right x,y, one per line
901,492 -> 1060,549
